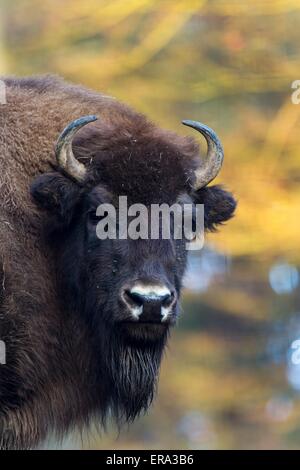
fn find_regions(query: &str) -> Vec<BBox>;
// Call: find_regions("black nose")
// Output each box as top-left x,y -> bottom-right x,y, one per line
122,284 -> 176,323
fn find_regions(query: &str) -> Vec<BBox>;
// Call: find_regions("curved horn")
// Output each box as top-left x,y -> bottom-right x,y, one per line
55,115 -> 98,183
182,120 -> 224,190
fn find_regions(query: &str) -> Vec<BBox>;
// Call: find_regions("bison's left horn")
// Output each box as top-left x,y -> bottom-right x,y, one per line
55,115 -> 98,183
182,120 -> 224,190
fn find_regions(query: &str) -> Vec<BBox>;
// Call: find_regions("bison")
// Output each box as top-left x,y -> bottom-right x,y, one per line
0,75 -> 236,449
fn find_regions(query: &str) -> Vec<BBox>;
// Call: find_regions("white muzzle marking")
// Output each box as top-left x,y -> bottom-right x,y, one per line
161,306 -> 172,323
130,284 -> 171,300
131,305 -> 143,320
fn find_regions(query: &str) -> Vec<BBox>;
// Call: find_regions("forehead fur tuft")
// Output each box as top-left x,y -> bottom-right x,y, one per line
72,112 -> 200,205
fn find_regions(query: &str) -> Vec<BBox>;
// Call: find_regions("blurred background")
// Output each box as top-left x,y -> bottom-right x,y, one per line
1,0 -> 300,450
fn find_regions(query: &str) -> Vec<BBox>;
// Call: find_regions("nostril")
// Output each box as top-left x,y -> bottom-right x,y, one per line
161,292 -> 175,307
123,290 -> 144,307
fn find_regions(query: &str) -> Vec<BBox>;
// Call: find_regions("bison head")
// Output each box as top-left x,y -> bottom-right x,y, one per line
30,113 -> 236,422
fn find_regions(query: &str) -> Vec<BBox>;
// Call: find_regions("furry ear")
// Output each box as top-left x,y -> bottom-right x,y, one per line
30,172 -> 82,226
192,185 -> 237,231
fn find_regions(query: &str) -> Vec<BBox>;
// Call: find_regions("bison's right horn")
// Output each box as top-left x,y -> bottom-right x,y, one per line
55,115 -> 98,183
182,120 -> 224,190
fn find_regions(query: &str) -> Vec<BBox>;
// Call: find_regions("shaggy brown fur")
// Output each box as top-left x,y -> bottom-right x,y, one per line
0,75 -> 236,449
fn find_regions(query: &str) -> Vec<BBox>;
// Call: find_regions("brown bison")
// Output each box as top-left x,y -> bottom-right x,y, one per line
0,75 -> 236,449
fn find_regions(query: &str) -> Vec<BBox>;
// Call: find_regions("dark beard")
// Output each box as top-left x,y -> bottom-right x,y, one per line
105,327 -> 168,424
